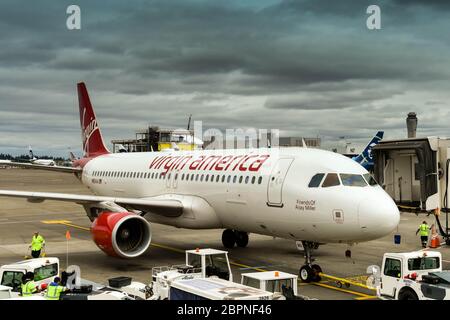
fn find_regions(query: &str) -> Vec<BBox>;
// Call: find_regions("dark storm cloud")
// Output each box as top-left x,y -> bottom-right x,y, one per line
0,0 -> 449,155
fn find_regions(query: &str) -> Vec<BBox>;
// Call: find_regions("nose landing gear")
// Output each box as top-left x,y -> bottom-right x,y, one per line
299,241 -> 322,282
221,229 -> 249,248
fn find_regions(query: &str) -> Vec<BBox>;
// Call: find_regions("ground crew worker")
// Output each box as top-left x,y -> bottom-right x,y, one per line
29,231 -> 45,258
21,272 -> 38,297
416,221 -> 430,248
45,277 -> 68,300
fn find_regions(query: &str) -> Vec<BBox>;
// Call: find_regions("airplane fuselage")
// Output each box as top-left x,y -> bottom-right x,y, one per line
80,147 -> 399,244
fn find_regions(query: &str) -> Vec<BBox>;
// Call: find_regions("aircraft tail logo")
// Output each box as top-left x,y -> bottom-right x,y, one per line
352,131 -> 384,170
77,82 -> 110,158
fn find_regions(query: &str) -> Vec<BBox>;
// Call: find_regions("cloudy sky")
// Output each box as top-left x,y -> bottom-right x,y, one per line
1,0 -> 449,157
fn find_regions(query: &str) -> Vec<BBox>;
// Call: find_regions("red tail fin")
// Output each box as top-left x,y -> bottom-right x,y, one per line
77,82 -> 110,158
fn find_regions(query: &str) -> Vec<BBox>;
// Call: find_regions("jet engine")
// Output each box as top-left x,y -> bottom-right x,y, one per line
91,212 -> 152,258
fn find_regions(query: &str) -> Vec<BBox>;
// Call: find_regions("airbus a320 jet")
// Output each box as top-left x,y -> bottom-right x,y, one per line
0,83 -> 399,282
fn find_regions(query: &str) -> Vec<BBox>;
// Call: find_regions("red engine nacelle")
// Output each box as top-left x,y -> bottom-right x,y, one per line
91,212 -> 152,258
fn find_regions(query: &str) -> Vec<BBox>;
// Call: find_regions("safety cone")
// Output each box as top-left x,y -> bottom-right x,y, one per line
430,237 -> 440,248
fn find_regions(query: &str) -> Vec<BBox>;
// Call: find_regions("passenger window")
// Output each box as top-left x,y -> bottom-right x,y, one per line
258,177 -> 263,184
181,174 -> 185,181
308,173 -> 325,188
322,173 -> 340,187
245,176 -> 249,184
196,174 -> 199,181
200,174 -> 204,182
205,175 -> 209,182
384,258 -> 401,278
251,176 -> 256,184
221,175 -> 225,183
191,174 -> 195,181
174,173 -> 178,180
339,174 -> 367,187
227,175 -> 231,183
210,175 -> 214,182
239,176 -> 243,184
233,176 -> 237,183
216,175 -> 220,183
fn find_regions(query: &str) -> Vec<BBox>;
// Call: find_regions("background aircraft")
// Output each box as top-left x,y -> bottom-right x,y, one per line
352,131 -> 384,171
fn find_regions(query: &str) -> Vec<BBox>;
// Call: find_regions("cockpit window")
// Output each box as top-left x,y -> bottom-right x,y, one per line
363,173 -> 378,186
321,173 -> 340,187
308,173 -> 325,188
340,174 -> 367,187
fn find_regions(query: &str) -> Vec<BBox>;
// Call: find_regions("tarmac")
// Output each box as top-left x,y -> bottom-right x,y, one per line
0,168 -> 449,300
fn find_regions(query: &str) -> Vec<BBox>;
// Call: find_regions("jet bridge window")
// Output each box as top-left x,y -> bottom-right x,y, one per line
321,173 -> 340,188
308,173 -> 325,188
408,257 -> 440,271
339,174 -> 367,187
383,258 -> 401,278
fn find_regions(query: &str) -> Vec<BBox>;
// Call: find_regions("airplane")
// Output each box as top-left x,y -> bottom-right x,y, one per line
0,83 -> 399,282
352,131 -> 384,171
28,146 -> 56,166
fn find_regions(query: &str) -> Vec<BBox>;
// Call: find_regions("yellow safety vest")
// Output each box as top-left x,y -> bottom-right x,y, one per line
21,281 -> 37,297
31,235 -> 45,251
419,224 -> 429,236
45,284 -> 65,300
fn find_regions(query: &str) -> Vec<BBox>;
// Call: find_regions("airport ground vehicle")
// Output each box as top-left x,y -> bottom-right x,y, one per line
169,277 -> 273,300
241,271 -> 311,299
149,248 -> 233,299
0,257 -> 60,296
0,257 -> 149,300
368,250 -> 450,300
149,248 -> 274,300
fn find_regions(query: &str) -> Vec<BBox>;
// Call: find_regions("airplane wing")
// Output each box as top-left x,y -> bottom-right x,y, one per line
0,190 -> 183,217
1,162 -> 81,174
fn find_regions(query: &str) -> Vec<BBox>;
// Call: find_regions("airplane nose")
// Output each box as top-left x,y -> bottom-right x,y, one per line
358,193 -> 400,238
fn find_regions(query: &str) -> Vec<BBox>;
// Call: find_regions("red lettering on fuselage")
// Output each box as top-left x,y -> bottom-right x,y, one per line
149,154 -> 270,173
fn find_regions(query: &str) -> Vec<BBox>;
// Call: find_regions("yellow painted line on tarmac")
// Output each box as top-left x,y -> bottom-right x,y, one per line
312,282 -> 373,298
41,220 -> 90,231
41,220 -> 375,299
355,295 -> 379,300
41,220 -> 72,224
318,272 -> 376,291
149,243 -> 185,254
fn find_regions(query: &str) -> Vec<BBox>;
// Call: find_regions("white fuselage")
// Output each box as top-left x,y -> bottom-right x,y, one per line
31,159 -> 55,166
80,148 -> 399,244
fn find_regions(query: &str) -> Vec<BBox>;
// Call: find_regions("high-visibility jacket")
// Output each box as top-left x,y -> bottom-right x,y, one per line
419,224 -> 429,236
45,283 -> 66,300
21,281 -> 37,297
31,235 -> 45,251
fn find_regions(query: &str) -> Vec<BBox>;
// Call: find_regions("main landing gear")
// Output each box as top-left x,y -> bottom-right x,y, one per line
222,229 -> 249,248
299,241 -> 322,283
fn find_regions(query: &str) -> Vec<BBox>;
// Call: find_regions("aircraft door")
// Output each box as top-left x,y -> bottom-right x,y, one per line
267,158 -> 294,207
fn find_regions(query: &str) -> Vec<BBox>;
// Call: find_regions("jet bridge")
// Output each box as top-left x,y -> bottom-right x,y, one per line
372,137 -> 450,241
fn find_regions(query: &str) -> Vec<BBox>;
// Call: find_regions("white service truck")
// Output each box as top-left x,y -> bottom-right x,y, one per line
0,257 -> 149,300
0,257 -> 60,297
368,250 -> 450,300
149,248 -> 280,300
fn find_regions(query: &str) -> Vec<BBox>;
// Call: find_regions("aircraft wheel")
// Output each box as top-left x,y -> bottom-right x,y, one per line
299,265 -> 314,282
235,231 -> 249,248
222,229 -> 236,248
